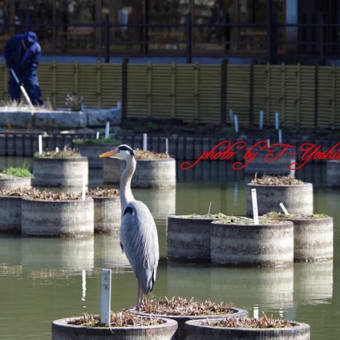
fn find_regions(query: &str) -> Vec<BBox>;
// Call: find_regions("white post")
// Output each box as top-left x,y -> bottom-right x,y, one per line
105,121 -> 110,139
143,133 -> 148,151
82,173 -> 86,200
290,159 -> 295,178
280,202 -> 289,215
96,131 -> 100,140
229,109 -> 234,127
234,115 -> 239,133
278,129 -> 282,144
100,269 -> 112,326
233,182 -> 238,205
253,306 -> 259,319
275,112 -> 280,130
38,135 -> 43,155
259,110 -> 264,129
55,147 -> 59,153
81,270 -> 86,302
165,138 -> 169,155
251,188 -> 259,225
267,138 -> 270,148
208,201 -> 212,216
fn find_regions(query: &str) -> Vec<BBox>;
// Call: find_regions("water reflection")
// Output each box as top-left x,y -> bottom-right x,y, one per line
94,234 -> 130,271
21,237 -> 94,277
294,261 -> 333,305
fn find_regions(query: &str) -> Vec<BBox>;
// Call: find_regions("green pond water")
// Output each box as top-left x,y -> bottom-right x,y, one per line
0,159 -> 338,339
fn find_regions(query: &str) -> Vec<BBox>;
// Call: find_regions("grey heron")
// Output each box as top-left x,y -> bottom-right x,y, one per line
100,144 -> 159,307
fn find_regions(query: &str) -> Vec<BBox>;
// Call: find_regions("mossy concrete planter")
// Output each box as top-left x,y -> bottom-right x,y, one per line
211,220 -> 294,267
104,158 -> 176,188
327,160 -> 340,187
184,319 -> 310,340
32,157 -> 88,188
245,149 -> 295,175
21,197 -> 94,236
129,307 -> 248,340
246,183 -> 313,216
167,216 -> 215,262
0,176 -> 31,190
52,316 -> 178,340
272,216 -> 333,262
93,196 -> 120,234
73,143 -> 119,169
0,196 -> 22,233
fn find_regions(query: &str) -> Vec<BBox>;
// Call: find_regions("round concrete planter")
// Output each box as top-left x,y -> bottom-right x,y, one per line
129,307 -> 248,340
211,220 -> 294,267
0,176 -> 31,190
92,196 -> 121,234
104,157 -> 176,188
184,319 -> 310,340
73,142 -> 119,169
21,197 -> 94,236
327,160 -> 340,187
271,215 -> 333,262
167,215 -> 216,262
52,315 -> 178,340
245,149 -> 295,175
32,157 -> 88,188
246,182 -> 313,216
0,196 -> 22,233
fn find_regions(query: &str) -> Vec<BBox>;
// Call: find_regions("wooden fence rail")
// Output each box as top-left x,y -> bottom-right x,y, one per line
0,62 -> 339,129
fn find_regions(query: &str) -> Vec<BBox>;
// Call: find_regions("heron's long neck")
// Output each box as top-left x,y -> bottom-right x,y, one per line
120,156 -> 136,212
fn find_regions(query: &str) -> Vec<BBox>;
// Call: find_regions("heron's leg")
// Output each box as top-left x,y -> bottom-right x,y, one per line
136,283 -> 143,307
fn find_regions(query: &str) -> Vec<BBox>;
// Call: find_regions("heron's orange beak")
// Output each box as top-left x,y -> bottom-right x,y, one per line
99,150 -> 116,158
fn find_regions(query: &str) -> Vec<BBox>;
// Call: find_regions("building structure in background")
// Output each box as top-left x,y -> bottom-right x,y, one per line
0,1 -> 339,63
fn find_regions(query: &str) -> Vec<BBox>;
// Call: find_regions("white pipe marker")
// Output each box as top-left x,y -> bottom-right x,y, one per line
259,110 -> 264,129
56,147 -> 59,153
105,121 -> 110,139
165,137 -> 169,155
234,115 -> 239,133
278,129 -> 282,144
143,133 -> 148,151
96,131 -> 100,140
229,109 -> 234,126
290,159 -> 295,178
267,138 -> 270,148
251,188 -> 259,225
38,135 -> 43,155
81,270 -> 86,302
280,203 -> 289,215
208,201 -> 212,216
100,269 -> 112,326
275,112 -> 280,130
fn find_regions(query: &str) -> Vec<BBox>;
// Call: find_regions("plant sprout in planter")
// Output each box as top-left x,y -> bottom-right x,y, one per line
1,166 -> 33,178
65,93 -> 84,112
135,149 -> 169,160
34,146 -> 81,158
250,175 -> 304,186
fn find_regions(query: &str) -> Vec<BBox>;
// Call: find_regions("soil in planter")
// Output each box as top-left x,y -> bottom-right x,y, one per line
264,211 -> 329,219
250,175 -> 303,186
137,297 -> 233,316
34,146 -> 81,159
135,149 -> 169,160
69,311 -> 165,328
87,187 -> 119,197
216,215 -> 285,225
176,213 -> 228,220
201,315 -> 294,328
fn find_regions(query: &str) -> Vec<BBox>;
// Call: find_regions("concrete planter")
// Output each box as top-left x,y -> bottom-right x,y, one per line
21,197 -> 94,236
104,158 -> 176,189
73,142 -> 119,169
245,149 -> 295,175
34,111 -> 87,129
0,196 -> 22,233
52,315 -> 177,340
92,196 -> 121,234
167,215 -> 216,262
246,182 -> 313,216
211,220 -> 294,267
0,176 -> 31,190
32,157 -> 88,188
129,307 -> 248,340
271,216 -> 333,262
184,319 -> 310,340
327,160 -> 340,187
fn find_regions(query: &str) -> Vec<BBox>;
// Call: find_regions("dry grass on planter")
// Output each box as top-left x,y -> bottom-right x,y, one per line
0,188 -> 80,200
203,315 -> 293,329
137,297 -> 233,316
34,147 -> 81,159
265,211 -> 329,219
135,149 -> 169,160
250,175 -> 303,186
177,213 -> 228,220
69,312 -> 164,327
88,187 -> 119,197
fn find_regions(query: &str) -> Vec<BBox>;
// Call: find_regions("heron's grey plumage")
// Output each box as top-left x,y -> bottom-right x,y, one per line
105,144 -> 159,304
